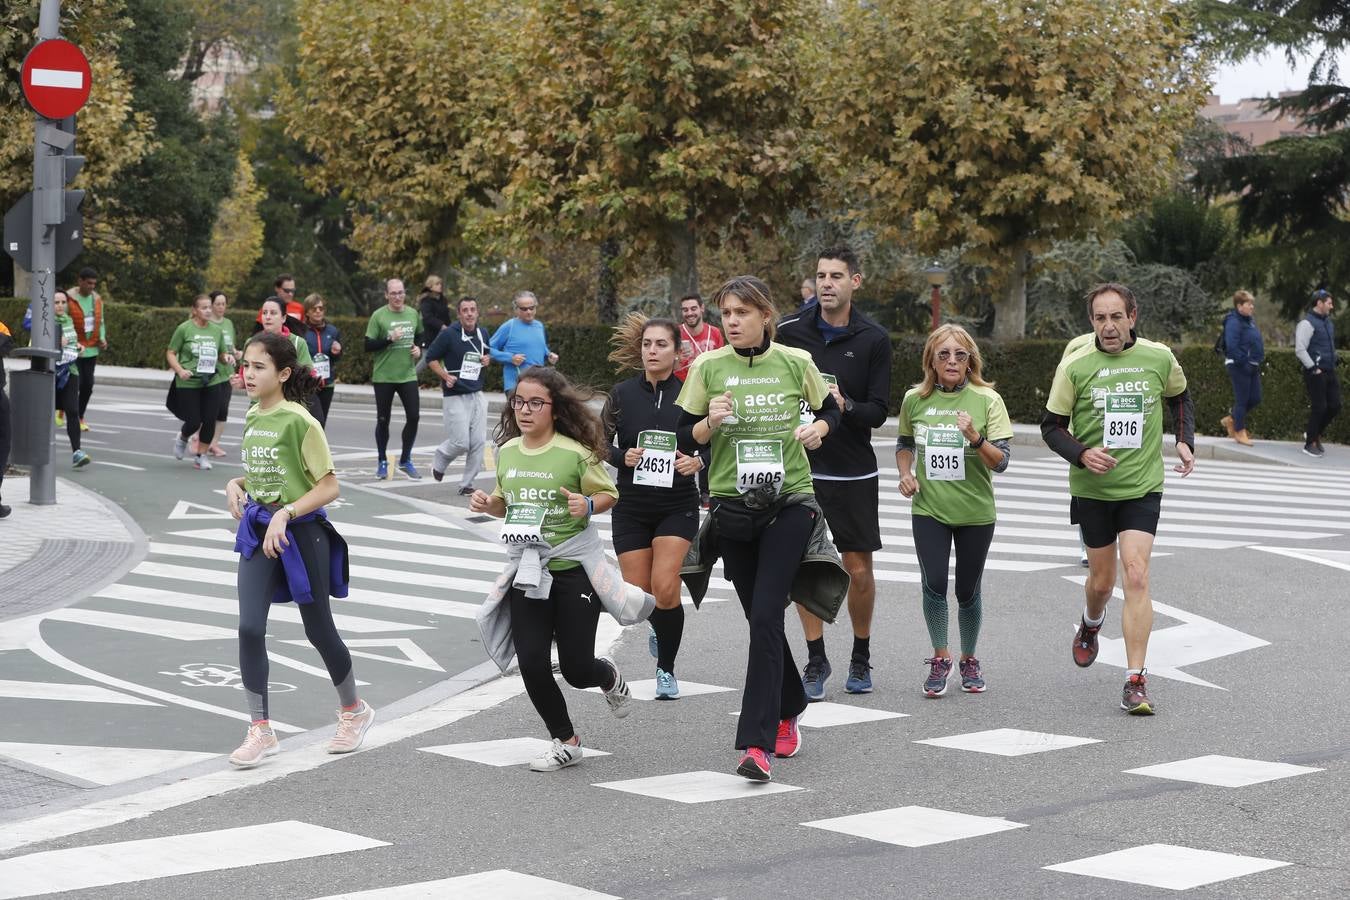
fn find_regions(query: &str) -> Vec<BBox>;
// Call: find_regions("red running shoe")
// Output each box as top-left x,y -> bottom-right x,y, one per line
1121,672 -> 1155,715
1072,617 -> 1102,668
736,747 -> 772,781
775,715 -> 802,758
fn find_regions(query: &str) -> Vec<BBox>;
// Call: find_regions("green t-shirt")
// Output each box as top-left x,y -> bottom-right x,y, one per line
289,331 -> 314,368
168,320 -> 228,389
215,317 -> 237,355
365,306 -> 422,383
898,383 -> 1014,526
241,400 -> 335,505
56,314 -> 80,367
1046,337 -> 1188,501
492,432 -> 619,571
1061,332 -> 1095,360
676,343 -> 830,498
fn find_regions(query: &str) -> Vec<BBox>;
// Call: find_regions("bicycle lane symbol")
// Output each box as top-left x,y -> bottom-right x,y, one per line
159,662 -> 297,694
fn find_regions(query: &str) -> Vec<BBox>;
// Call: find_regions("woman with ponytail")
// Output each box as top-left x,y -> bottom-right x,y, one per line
222,331 -> 373,767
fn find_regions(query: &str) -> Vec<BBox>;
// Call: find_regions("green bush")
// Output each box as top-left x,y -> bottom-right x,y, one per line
2,297 -> 1343,442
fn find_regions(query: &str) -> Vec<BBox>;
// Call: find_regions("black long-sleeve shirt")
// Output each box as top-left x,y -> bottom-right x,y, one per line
602,372 -> 700,497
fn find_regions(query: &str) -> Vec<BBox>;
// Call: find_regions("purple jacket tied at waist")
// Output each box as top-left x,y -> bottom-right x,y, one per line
234,502 -> 350,605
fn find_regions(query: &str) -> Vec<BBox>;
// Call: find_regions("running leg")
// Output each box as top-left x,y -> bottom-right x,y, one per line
396,380 -> 420,462
236,550 -> 278,722
1117,529 -> 1156,670
373,382 -> 396,459
650,535 -> 690,674
912,514 -> 953,653
508,584 -> 575,741
952,522 -> 995,658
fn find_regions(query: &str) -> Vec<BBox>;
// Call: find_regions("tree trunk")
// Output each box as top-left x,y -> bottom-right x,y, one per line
595,237 -> 620,324
991,246 -> 1030,340
665,216 -> 698,314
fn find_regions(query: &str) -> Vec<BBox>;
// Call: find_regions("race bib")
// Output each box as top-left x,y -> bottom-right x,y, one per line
313,353 -> 331,381
633,430 -> 677,488
820,373 -> 838,387
195,341 -> 218,375
59,332 -> 78,365
798,397 -> 814,427
924,426 -> 966,481
735,439 -> 784,494
459,351 -> 482,381
1104,394 -> 1144,449
500,504 -> 547,546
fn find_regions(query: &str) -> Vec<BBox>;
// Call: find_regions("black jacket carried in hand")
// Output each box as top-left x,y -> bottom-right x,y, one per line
776,303 -> 892,479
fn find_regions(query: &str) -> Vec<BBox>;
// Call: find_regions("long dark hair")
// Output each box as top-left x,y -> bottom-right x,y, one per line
244,331 -> 322,403
494,367 -> 609,461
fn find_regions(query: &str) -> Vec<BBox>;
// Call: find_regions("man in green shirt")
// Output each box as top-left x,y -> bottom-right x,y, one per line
1040,283 -> 1196,716
364,278 -> 425,479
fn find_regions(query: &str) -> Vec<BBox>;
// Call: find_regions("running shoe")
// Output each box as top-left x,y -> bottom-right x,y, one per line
529,737 -> 584,772
959,656 -> 986,693
655,667 -> 680,700
1315,439 -> 1326,454
398,459 -> 422,480
923,656 -> 953,697
328,700 -> 376,753
648,625 -> 659,659
376,459 -> 389,479
844,659 -> 873,694
1303,442 -> 1325,458
736,747 -> 772,781
801,656 -> 831,702
457,485 -> 476,496
600,656 -> 632,718
55,411 -> 64,427
1121,672 -> 1155,715
775,715 -> 802,758
173,435 -> 188,460
71,449 -> 91,468
194,454 -> 212,470
0,501 -> 10,519
79,418 -> 89,432
1073,617 -> 1102,667
432,468 -> 444,482
228,724 -> 279,768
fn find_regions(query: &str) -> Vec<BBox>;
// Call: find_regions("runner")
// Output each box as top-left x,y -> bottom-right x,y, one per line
675,293 -> 722,507
203,291 -> 236,458
1041,283 -> 1195,715
468,367 -> 635,772
677,275 -> 842,782
302,293 -> 342,427
51,292 -> 90,468
777,245 -> 892,699
166,294 -> 233,471
67,266 -> 105,431
603,315 -> 703,699
425,295 -> 491,493
224,331 -> 373,767
896,325 -> 1012,697
488,290 -> 558,392
364,277 -> 424,479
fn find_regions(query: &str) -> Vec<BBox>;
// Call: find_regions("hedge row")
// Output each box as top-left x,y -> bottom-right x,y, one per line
2,297 -> 1343,443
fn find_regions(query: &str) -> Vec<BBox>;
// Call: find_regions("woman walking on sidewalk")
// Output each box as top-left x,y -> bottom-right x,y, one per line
896,325 -> 1013,698
224,331 -> 373,767
603,315 -> 703,699
677,275 -> 841,782
469,367 -> 637,772
166,294 -> 233,471
1220,290 -> 1264,446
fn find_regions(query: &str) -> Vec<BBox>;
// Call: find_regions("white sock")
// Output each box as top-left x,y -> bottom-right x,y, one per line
1127,668 -> 1145,677
1083,608 -> 1106,628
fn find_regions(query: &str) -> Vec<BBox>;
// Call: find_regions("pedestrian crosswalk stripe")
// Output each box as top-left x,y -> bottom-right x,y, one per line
310,871 -> 622,900
0,820 -> 388,899
914,728 -> 1102,756
0,742 -> 217,787
593,770 -> 802,803
419,737 -> 612,767
1123,755 -> 1321,787
803,806 -> 1027,847
1043,843 -> 1289,891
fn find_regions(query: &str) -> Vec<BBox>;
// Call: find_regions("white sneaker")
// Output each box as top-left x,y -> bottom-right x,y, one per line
173,435 -> 188,460
228,724 -> 279,768
600,656 -> 632,718
194,454 -> 212,470
327,700 -> 375,753
529,737 -> 584,772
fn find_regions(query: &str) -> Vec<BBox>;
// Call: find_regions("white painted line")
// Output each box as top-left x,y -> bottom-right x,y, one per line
89,460 -> 146,471
804,805 -> 1026,847
0,820 -> 388,899
0,742 -> 218,787
583,679 -> 735,701
312,871 -> 621,900
45,608 -> 237,641
1124,755 -> 1322,787
592,770 -> 801,803
1044,843 -> 1289,891
1252,545 -> 1350,572
30,67 -> 84,89
0,679 -> 157,706
419,737 -> 611,767
286,637 -> 444,672
915,728 -> 1101,757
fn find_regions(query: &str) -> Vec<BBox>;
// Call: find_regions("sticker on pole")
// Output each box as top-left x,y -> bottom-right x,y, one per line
21,39 -> 92,120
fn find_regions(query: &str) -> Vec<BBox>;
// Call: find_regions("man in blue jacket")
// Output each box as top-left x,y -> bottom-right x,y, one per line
1294,289 -> 1340,457
426,297 -> 493,494
488,290 -> 558,391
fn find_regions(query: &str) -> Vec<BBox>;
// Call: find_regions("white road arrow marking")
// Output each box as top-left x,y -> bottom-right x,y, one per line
168,500 -> 232,520
1063,575 -> 1268,689
1252,545 -> 1350,572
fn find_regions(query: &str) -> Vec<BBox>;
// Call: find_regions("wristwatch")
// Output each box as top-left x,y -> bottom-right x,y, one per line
282,503 -> 298,518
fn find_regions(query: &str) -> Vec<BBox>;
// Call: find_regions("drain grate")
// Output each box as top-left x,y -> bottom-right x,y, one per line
0,538 -> 137,620
0,762 -> 84,810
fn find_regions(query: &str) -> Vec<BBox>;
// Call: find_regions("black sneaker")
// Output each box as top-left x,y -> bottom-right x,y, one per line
801,656 -> 831,702
0,501 -> 10,519
1303,442 -> 1325,458
457,485 -> 476,496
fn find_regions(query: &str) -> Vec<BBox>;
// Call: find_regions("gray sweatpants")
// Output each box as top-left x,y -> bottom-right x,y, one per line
433,391 -> 487,488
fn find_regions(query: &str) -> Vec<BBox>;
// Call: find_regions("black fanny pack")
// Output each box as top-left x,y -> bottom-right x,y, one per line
711,493 -> 784,543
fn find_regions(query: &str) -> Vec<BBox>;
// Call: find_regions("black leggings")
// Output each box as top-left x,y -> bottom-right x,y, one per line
720,503 -> 814,751
57,373 -> 80,452
75,355 -> 95,418
374,380 -> 419,461
510,565 -> 612,742
177,384 -> 220,445
236,519 -> 355,721
316,386 -> 335,427
912,514 -> 995,655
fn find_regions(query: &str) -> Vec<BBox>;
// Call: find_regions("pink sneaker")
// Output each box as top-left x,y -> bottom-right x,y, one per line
775,715 -> 802,758
327,700 -> 375,753
228,724 -> 279,768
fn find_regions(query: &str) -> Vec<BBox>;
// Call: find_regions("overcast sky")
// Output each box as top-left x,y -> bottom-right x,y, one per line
1211,49 -> 1343,102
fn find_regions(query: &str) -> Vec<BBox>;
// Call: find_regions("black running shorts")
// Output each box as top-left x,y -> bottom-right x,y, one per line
1070,492 -> 1163,549
611,497 -> 699,555
813,475 -> 883,553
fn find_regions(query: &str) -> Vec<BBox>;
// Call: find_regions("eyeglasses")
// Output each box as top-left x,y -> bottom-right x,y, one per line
517,305 -> 536,311
936,349 -> 970,362
279,287 -> 295,294
388,290 -> 406,296
509,397 -> 552,412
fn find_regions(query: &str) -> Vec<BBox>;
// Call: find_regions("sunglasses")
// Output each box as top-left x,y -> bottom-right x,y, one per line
936,349 -> 970,362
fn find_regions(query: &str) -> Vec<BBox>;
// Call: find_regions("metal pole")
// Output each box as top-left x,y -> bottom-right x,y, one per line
27,0 -> 63,505
929,284 -> 941,332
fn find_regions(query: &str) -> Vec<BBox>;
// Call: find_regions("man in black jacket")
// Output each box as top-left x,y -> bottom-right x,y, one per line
777,245 -> 892,699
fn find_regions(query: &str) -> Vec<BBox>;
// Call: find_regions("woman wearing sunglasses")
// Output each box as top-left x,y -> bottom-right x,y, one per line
468,367 -> 637,772
895,324 -> 1013,698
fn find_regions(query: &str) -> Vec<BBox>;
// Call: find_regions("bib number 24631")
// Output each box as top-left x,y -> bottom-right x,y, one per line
736,439 -> 784,494
1104,394 -> 1144,449
500,504 -> 547,546
924,427 -> 966,481
633,430 -> 676,488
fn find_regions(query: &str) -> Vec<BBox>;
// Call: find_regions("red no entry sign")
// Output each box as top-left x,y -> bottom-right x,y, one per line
21,39 -> 92,120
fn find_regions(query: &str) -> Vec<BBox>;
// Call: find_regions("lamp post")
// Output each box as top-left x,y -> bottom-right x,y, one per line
923,263 -> 948,332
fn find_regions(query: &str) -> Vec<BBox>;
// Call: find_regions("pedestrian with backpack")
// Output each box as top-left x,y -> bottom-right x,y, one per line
1219,290 -> 1264,447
